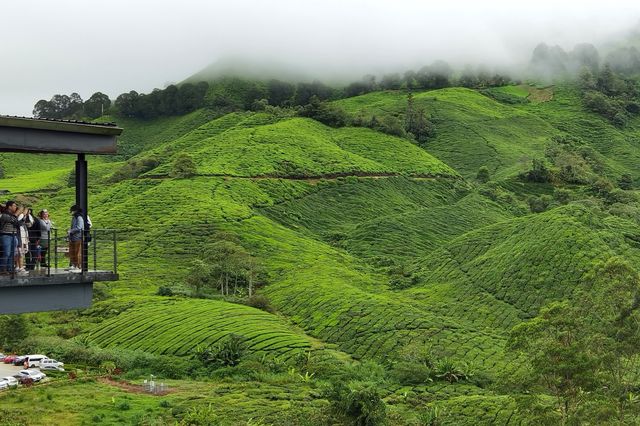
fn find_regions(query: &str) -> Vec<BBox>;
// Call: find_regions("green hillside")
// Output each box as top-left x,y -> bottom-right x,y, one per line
86,298 -> 312,358
4,79 -> 640,425
335,87 -> 559,179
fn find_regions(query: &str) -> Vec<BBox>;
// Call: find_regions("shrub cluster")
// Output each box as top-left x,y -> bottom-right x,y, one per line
16,336 -> 190,379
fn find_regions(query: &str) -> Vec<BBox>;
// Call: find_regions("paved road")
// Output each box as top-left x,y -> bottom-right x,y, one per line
0,363 -> 22,378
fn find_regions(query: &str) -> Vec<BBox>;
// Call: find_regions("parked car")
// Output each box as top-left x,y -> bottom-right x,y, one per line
13,356 -> 27,366
3,355 -> 17,364
1,376 -> 18,388
0,380 -> 7,391
0,353 -> 5,361
12,374 -> 31,385
39,358 -> 64,371
24,354 -> 48,368
18,369 -> 46,382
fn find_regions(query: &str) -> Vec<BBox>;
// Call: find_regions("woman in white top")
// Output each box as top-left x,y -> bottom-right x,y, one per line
14,207 -> 29,276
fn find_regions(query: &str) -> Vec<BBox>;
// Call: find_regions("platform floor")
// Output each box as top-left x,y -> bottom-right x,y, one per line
0,269 -> 118,287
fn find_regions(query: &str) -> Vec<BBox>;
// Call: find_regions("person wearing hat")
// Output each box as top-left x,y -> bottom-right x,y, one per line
37,209 -> 53,269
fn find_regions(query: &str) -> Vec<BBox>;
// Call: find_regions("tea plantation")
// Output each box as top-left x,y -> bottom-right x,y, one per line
3,80 -> 640,424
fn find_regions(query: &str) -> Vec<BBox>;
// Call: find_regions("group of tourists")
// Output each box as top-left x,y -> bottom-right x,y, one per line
0,202 -> 86,276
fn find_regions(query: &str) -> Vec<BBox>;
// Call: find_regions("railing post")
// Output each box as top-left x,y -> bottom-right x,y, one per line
113,230 -> 117,274
54,228 -> 58,271
93,228 -> 97,272
47,228 -> 51,277
10,230 -> 15,279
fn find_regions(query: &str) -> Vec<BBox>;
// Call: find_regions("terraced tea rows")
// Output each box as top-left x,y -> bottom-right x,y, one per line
415,204 -> 640,317
87,298 -> 312,358
264,261 -> 519,374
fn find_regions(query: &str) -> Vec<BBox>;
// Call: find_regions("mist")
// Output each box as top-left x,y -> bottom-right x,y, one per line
1,0 -> 639,116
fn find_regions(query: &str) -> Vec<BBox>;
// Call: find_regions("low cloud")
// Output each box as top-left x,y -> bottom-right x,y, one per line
1,0 -> 638,115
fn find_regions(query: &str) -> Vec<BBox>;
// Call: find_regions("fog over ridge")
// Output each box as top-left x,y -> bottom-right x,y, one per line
1,0 -> 639,115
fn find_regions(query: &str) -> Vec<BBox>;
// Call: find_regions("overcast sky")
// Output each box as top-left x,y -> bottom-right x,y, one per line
1,0 -> 639,116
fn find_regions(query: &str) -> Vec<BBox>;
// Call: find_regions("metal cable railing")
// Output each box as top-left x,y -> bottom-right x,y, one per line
0,228 -> 117,279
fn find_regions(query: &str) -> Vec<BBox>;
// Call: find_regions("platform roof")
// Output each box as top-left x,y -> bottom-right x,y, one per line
0,115 -> 123,154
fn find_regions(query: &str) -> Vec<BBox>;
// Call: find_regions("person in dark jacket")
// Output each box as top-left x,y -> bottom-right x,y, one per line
0,201 -> 24,274
25,209 -> 41,271
67,205 -> 84,272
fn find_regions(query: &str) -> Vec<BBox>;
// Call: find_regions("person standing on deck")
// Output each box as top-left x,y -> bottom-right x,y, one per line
67,205 -> 84,273
37,210 -> 52,268
0,201 -> 25,275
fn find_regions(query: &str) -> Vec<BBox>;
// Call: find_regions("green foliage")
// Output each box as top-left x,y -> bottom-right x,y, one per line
16,335 -> 189,378
33,92 -> 83,119
156,286 -> 174,296
86,298 -> 311,359
476,166 -> 490,183
527,194 -> 552,213
13,72 -> 640,425
508,257 -> 640,423
244,294 -> 274,313
170,153 -> 197,178
298,96 -> 349,128
619,173 -> 633,190
194,334 -> 247,368
84,92 -> 111,119
179,404 -> 220,426
115,82 -> 209,119
110,156 -> 160,182
416,406 -> 443,426
520,158 -> 553,183
405,92 -> 435,143
0,315 -> 29,350
326,381 -> 387,426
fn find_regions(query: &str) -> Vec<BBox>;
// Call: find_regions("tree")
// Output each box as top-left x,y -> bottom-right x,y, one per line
115,91 -> 140,117
416,61 -> 452,89
619,173 -> 633,190
571,43 -> 600,73
33,99 -> 54,119
298,96 -> 348,128
476,166 -> 490,183
405,93 -> 435,143
508,301 -> 600,423
185,259 -> 215,296
267,79 -> 295,106
294,81 -> 333,106
509,258 -> 640,423
84,92 -> 111,118
597,64 -> 619,96
177,83 -> 205,114
458,66 -> 478,88
0,315 -> 29,349
380,73 -> 402,90
159,84 -> 179,115
170,153 -> 197,178
521,158 -> 552,183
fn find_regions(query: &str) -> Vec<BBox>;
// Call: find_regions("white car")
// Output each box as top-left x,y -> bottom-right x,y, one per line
40,358 -> 64,371
1,376 -> 18,388
24,354 -> 48,368
18,369 -> 46,382
0,381 -> 7,391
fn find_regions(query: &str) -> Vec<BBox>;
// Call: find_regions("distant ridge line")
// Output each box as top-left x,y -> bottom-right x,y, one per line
142,171 -> 462,181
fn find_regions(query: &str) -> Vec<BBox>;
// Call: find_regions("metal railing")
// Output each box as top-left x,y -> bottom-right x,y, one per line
0,228 -> 117,279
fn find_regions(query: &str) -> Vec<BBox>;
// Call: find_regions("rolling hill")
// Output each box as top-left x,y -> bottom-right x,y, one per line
3,80 -> 640,425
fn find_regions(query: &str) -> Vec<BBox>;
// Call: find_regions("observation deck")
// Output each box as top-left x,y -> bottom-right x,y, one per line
0,115 -> 123,313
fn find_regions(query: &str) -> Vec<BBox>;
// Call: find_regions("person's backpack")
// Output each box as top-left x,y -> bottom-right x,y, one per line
85,216 -> 92,243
